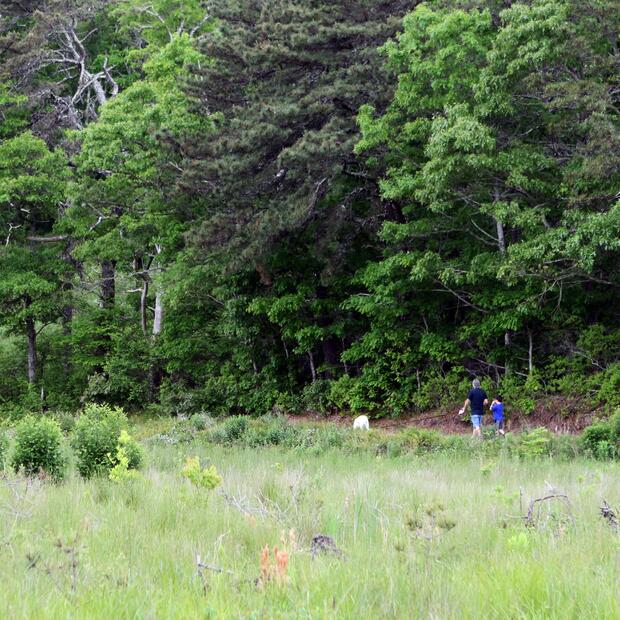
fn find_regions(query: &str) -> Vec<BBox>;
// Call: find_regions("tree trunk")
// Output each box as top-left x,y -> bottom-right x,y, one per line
152,290 -> 164,337
321,337 -> 340,377
25,314 -> 37,385
101,259 -> 116,309
148,304 -> 164,398
140,280 -> 149,336
308,351 -> 317,383
148,247 -> 164,399
495,218 -> 506,255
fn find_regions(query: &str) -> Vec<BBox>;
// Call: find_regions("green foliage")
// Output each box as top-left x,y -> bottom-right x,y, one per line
243,416 -> 295,448
1,0 -> 620,421
181,456 -> 221,490
512,428 -> 552,459
11,416 -> 66,480
109,430 -> 143,483
608,410 -> 620,444
50,411 -> 77,435
0,430 -> 8,468
581,421 -> 612,458
595,364 -> 620,409
189,413 -> 213,432
215,416 -> 249,444
200,415 -> 579,460
301,380 -> 333,415
72,403 -> 140,478
580,409 -> 620,460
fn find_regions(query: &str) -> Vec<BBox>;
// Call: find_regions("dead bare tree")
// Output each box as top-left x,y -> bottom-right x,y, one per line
508,484 -> 575,530
0,0 -> 119,133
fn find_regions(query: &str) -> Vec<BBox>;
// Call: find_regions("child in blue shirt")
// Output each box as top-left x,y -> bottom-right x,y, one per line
490,396 -> 505,436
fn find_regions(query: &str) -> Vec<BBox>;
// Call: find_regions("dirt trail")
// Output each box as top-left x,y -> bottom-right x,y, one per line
288,396 -> 601,434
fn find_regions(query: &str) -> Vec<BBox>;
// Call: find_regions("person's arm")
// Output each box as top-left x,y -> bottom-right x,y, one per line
459,399 -> 470,415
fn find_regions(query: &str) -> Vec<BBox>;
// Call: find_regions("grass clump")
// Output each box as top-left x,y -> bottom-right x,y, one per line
10,415 -> 66,480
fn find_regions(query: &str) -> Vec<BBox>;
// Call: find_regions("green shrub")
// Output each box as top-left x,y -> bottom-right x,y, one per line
50,410 -> 77,434
245,416 -> 293,447
401,428 -> 446,453
220,415 -> 249,443
581,421 -> 611,457
11,416 -> 66,480
301,380 -> 333,415
594,440 -> 614,460
608,409 -> 620,444
109,431 -> 143,483
596,363 -> 620,408
272,391 -> 302,414
328,375 -> 356,412
189,413 -> 213,432
182,456 -> 222,490
72,403 -> 142,478
514,427 -> 552,459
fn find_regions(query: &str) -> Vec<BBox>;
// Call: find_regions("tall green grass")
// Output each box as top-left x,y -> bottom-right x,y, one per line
1,440 -> 619,618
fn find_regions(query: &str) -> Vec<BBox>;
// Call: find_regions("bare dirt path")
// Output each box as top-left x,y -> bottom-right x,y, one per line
287,396 -> 601,434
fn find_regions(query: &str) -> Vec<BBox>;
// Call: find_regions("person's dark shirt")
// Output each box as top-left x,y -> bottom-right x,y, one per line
468,387 -> 488,415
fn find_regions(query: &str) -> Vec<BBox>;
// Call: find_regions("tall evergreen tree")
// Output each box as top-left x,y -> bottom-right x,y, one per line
182,0 -> 414,266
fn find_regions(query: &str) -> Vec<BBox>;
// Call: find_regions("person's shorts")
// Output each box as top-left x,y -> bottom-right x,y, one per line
471,414 -> 483,429
494,418 -> 505,430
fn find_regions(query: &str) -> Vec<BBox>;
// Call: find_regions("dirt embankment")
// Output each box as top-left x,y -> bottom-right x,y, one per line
288,396 -> 603,434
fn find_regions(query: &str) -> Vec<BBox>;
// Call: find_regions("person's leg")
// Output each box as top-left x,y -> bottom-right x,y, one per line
472,415 -> 482,437
498,419 -> 505,436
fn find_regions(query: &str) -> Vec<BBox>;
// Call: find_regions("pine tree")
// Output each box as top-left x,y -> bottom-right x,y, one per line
182,0 -> 414,267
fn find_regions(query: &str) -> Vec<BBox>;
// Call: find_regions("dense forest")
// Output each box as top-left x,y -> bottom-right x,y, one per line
0,0 -> 619,417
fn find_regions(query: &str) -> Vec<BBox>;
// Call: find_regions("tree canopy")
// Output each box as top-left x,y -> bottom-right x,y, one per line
0,0 -> 619,416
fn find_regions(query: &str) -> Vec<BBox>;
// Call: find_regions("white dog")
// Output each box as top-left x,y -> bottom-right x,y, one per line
353,415 -> 370,430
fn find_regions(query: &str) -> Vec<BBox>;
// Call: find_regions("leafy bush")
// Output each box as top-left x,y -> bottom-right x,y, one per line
72,403 -> 142,478
404,428 -> 446,452
328,374 -> 356,412
11,416 -> 66,480
189,413 -> 213,432
513,427 -> 552,459
109,431 -> 142,483
244,416 -> 294,447
50,410 -> 77,434
608,409 -> 620,445
220,415 -> 249,443
181,456 -> 222,490
301,379 -> 333,415
596,363 -> 620,409
157,381 -> 210,417
581,421 -> 611,458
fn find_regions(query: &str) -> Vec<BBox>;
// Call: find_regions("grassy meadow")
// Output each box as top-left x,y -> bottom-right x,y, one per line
1,422 -> 620,619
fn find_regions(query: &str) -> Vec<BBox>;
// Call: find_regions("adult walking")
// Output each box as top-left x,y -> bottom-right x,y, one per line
459,379 -> 488,437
